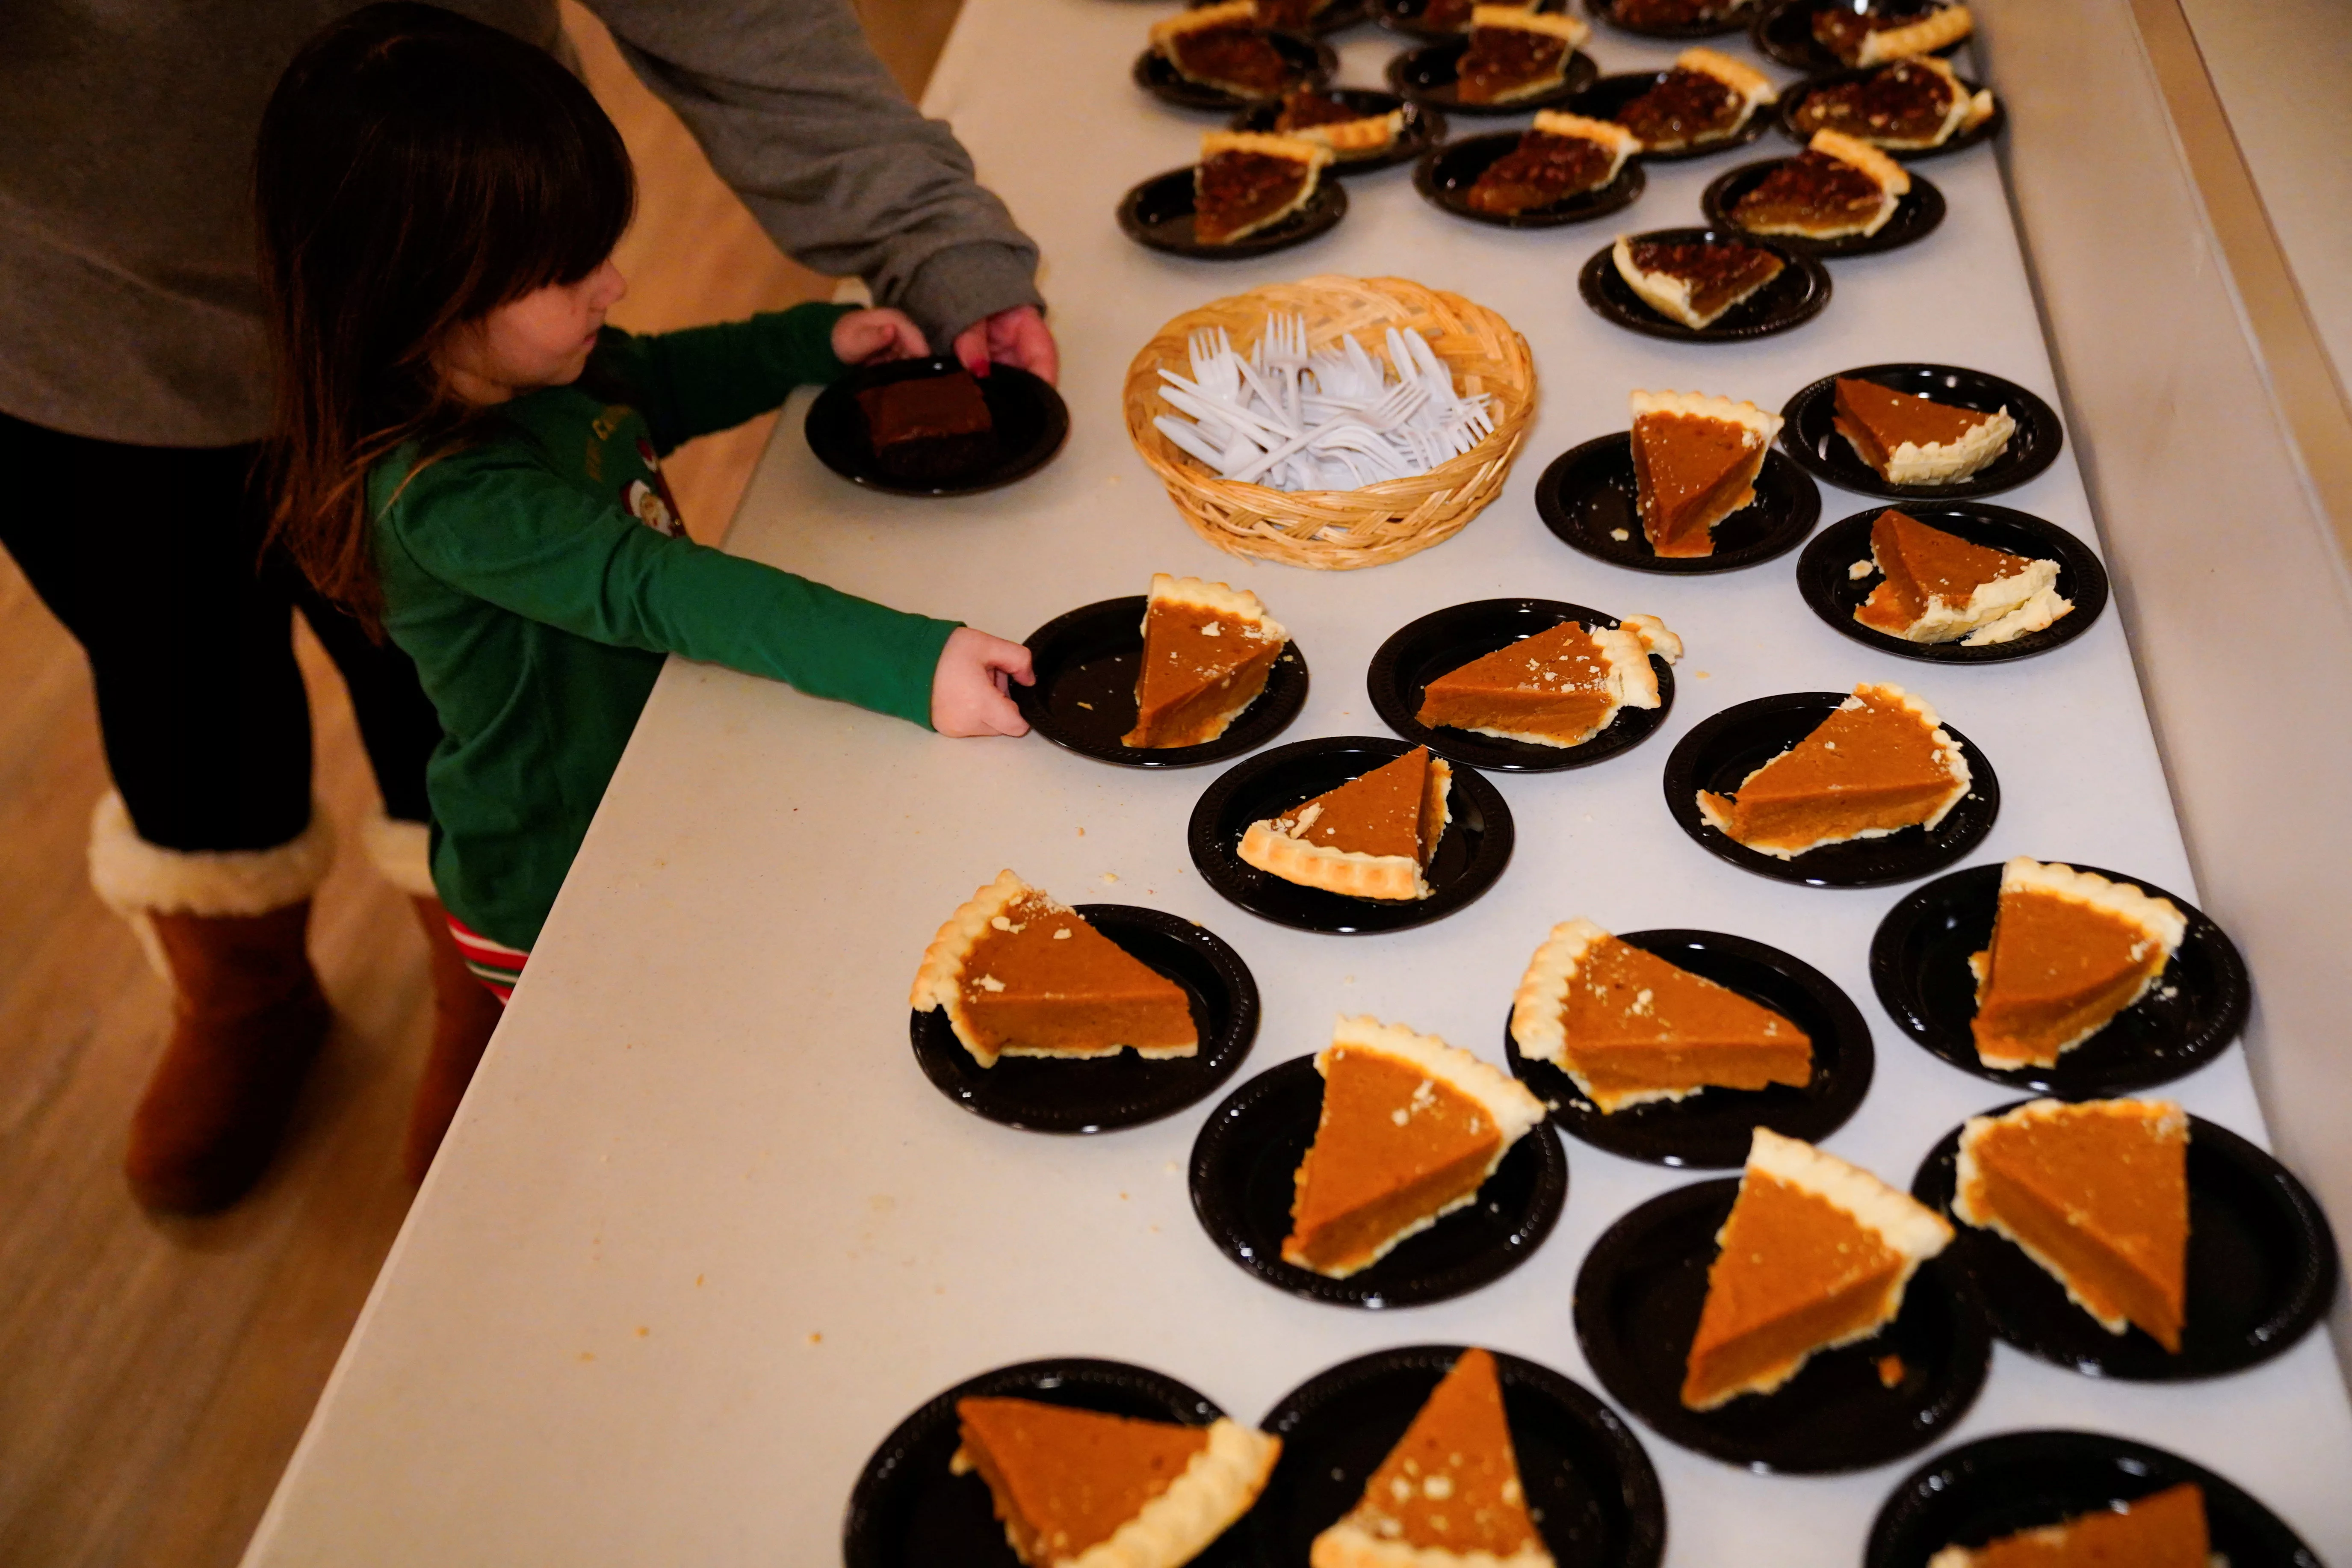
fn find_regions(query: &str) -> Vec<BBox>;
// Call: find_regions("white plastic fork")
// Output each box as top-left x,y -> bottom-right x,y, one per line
1224,378 -> 1429,485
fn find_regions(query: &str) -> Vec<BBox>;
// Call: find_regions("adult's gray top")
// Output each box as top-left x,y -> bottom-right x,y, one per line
0,0 -> 1043,448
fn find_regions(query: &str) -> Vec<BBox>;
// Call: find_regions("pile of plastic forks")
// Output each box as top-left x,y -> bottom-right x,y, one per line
1151,313 -> 1495,492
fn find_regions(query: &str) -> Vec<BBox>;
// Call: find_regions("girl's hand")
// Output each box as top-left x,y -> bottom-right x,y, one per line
931,626 -> 1034,738
833,307 -> 928,367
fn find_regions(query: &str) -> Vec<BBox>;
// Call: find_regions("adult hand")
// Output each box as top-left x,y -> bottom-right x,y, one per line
952,304 -> 1059,385
931,626 -> 1034,738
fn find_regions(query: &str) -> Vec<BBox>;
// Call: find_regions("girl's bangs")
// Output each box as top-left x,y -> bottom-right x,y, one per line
493,92 -> 636,300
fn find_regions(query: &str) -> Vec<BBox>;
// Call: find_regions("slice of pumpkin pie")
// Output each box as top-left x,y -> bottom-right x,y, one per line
952,1397 -> 1281,1568
1969,859 -> 2186,1069
1683,1128 -> 1953,1409
1927,1480 -> 2209,1568
1238,745 -> 1452,901
1628,390 -> 1782,557
1309,1347 -> 1554,1568
1125,574 -> 1289,748
1283,1016 -> 1546,1277
1834,376 -> 2017,485
1511,919 -> 1811,1111
911,871 -> 1200,1067
1697,682 -> 1971,858
1853,508 -> 2070,646
1415,613 -> 1681,748
1954,1097 -> 2190,1352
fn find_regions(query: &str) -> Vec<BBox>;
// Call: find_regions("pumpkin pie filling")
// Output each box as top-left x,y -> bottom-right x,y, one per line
1854,509 -> 2070,645
1927,1481 -> 2209,1568
1310,1347 -> 1553,1567
1614,236 -> 1788,327
1238,745 -> 1453,900
1283,1016 -> 1546,1277
1683,1128 -> 1952,1409
1794,57 -> 1990,148
1125,574 -> 1289,748
1629,389 -> 1780,556
1954,1097 -> 2190,1352
1968,859 -> 2186,1069
1511,918 -> 1812,1111
911,871 -> 1200,1067
1698,681 -> 1970,858
1453,7 -> 1587,103
1416,613 -> 1680,747
1834,377 -> 2018,485
952,1397 -> 1282,1568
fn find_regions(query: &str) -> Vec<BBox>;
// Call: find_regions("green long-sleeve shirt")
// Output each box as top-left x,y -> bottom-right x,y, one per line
372,303 -> 959,950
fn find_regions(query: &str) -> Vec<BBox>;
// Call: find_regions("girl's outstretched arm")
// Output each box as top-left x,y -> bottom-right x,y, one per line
931,627 -> 1033,738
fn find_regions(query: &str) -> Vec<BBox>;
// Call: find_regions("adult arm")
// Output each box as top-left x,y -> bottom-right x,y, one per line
389,453 -> 958,726
582,0 -> 1044,352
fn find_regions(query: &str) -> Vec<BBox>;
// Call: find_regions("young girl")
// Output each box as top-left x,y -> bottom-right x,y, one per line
255,5 -> 1034,1161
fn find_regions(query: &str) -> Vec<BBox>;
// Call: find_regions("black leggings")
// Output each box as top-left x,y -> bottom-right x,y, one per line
0,411 -> 440,854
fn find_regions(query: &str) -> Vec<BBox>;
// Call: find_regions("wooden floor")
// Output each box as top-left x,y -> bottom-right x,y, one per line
0,5 -> 958,1562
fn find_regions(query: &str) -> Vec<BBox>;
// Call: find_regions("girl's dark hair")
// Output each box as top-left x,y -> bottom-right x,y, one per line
256,2 -> 635,631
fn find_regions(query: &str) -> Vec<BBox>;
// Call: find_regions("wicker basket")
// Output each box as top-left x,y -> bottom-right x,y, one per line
1123,275 -> 1537,571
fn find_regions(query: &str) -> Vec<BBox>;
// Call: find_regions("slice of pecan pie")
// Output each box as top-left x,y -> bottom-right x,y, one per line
1730,128 -> 1909,239
1792,56 -> 1993,149
1615,47 -> 1776,151
1192,130 -> 1332,243
1152,0 -> 1302,99
1613,234 -> 1787,327
1813,2 -> 1973,67
1464,110 -> 1637,216
1453,5 -> 1590,104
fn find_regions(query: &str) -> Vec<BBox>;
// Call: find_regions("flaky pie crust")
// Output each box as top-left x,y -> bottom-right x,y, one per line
1696,681 -> 1972,859
1855,3 -> 1974,65
1236,759 -> 1451,901
1952,1097 -> 2187,1336
954,1416 -> 1282,1568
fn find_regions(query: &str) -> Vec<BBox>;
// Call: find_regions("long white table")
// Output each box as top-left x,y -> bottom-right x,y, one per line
244,1 -> 2352,1562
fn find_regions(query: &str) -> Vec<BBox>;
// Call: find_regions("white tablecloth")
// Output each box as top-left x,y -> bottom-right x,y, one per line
245,2 -> 2352,1563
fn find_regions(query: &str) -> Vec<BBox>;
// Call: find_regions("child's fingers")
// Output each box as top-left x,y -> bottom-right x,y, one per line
984,686 -> 1030,736
987,640 -> 1036,687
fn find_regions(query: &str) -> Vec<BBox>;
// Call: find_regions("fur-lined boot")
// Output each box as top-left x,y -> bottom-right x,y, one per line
88,792 -> 336,1214
363,815 -> 504,1182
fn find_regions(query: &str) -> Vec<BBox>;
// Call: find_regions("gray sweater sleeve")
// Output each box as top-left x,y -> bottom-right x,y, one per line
583,0 -> 1044,347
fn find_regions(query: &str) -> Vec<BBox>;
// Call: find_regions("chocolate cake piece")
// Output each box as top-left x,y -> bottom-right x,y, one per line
856,370 -> 997,485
